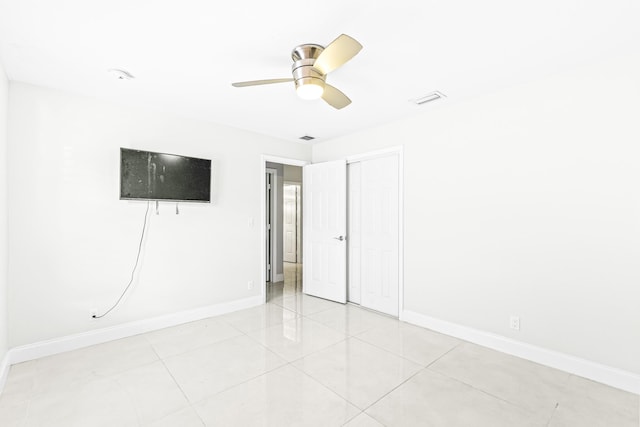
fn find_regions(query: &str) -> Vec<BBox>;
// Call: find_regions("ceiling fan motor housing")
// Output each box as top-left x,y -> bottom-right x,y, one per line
291,44 -> 326,91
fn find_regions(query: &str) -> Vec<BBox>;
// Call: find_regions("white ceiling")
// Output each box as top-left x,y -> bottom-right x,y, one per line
0,0 -> 638,143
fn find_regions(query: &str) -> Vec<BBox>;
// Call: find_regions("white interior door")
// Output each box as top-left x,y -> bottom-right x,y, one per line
303,160 -> 347,303
283,185 -> 297,263
353,154 -> 400,316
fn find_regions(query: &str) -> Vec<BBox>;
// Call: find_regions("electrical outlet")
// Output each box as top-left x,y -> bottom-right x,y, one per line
248,280 -> 254,290
510,316 -> 520,331
90,308 -> 98,318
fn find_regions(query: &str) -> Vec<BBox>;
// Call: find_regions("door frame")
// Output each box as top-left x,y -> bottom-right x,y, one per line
260,155 -> 309,303
346,146 -> 404,318
265,167 -> 277,283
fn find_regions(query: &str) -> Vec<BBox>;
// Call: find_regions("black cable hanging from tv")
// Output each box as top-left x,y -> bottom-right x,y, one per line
93,201 -> 150,319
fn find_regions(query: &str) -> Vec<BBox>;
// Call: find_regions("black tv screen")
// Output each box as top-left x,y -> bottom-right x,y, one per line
120,148 -> 211,202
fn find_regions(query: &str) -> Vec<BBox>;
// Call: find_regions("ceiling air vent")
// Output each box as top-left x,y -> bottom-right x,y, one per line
413,91 -> 446,105
108,68 -> 135,80
299,135 -> 315,141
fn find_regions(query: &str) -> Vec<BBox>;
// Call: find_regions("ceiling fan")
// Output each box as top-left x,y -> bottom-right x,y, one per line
231,34 -> 362,110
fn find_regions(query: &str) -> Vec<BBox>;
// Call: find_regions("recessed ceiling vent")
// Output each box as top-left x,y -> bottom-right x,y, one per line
108,68 -> 135,80
299,135 -> 315,141
413,91 -> 446,105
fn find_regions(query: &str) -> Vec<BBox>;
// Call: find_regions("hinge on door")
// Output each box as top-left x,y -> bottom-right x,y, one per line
267,224 -> 271,230
267,184 -> 271,190
267,264 -> 271,270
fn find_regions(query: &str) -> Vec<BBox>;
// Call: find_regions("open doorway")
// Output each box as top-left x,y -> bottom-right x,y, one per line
262,157 -> 307,303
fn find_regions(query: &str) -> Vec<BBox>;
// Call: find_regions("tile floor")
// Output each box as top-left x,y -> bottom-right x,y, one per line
0,263 -> 638,426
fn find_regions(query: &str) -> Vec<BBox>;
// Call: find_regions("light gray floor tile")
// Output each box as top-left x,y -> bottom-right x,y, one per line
20,376 -> 141,427
293,338 -> 422,409
272,293 -> 342,315
163,334 -> 286,403
144,406 -> 205,427
306,304 -> 399,336
366,369 -> 543,427
111,360 -> 190,424
194,365 -> 359,427
430,342 -> 569,417
0,399 -> 28,426
21,334 -> 159,395
247,317 -> 346,362
220,303 -> 298,333
0,361 -> 37,407
355,321 -> 461,366
144,317 -> 243,358
548,375 -> 640,427
4,361 -> 187,426
343,412 -> 385,427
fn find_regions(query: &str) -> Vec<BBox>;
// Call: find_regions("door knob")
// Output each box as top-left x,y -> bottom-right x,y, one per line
333,236 -> 346,241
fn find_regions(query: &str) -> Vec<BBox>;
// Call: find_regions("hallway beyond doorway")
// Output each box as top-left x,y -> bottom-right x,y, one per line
267,262 -> 302,303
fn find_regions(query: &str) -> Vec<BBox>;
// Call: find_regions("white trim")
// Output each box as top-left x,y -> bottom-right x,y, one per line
402,310 -> 640,394
260,155 -> 309,304
273,273 -> 284,282
398,149 -> 404,318
0,352 -> 10,394
8,295 -> 262,365
263,156 -> 308,168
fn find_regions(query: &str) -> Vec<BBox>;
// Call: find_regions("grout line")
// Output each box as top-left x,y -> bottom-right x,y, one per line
155,352 -> 190,404
425,344 -> 566,417
151,344 -> 208,426
425,341 -> 463,369
545,403 -> 560,427
182,356 -> 289,409
358,364 -> 426,414
340,411 -> 365,426
348,335 -> 417,364
426,366 -> 550,416
288,359 -> 363,415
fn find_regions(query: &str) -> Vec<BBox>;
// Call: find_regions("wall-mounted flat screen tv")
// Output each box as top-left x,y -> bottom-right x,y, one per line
120,148 -> 211,202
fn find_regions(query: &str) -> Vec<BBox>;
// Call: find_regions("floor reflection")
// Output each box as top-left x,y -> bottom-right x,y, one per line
266,262 -> 302,302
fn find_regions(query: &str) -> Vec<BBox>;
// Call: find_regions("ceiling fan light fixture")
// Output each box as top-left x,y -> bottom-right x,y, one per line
296,79 -> 324,100
231,34 -> 361,109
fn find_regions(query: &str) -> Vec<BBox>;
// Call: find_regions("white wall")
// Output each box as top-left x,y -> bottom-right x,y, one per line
7,83 -> 310,347
0,63 -> 9,367
284,164 -> 302,183
313,53 -> 640,375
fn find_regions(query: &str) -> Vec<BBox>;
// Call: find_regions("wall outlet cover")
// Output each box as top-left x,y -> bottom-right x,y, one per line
510,316 -> 520,331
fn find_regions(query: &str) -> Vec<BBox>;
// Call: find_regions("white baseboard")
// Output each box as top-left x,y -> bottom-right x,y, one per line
401,310 -> 640,395
0,351 -> 10,393
274,273 -> 284,283
8,295 -> 263,366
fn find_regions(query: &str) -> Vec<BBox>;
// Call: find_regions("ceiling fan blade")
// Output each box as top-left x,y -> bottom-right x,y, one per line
322,84 -> 352,110
313,34 -> 362,75
231,78 -> 293,87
